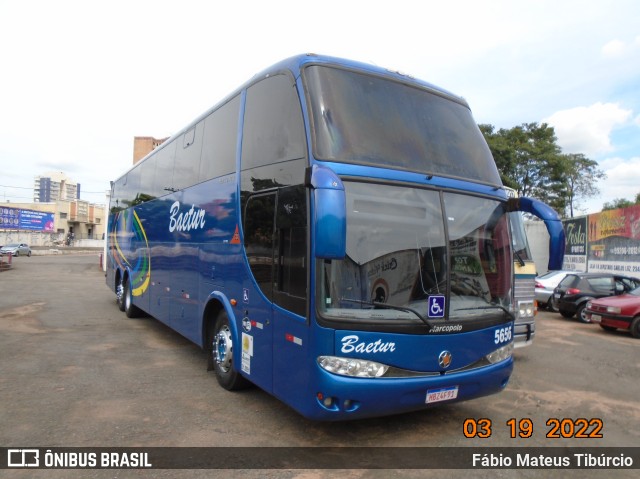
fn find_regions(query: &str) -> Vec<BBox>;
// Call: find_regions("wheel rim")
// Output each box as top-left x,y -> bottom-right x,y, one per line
580,306 -> 590,323
125,285 -> 131,310
116,281 -> 124,304
580,306 -> 591,323
214,325 -> 233,372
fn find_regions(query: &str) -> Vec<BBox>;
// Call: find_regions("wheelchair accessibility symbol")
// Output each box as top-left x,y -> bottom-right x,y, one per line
428,295 -> 445,318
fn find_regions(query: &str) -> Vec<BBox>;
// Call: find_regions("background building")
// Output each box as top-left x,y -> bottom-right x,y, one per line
133,136 -> 168,164
34,171 -> 80,202
0,199 -> 106,247
2,170 -> 106,248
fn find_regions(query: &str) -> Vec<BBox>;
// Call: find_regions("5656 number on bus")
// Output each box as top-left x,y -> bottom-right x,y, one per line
494,326 -> 512,344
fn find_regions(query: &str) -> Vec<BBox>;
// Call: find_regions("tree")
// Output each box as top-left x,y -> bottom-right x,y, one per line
480,123 -> 605,218
602,195 -> 640,211
562,153 -> 606,217
480,122 -> 566,213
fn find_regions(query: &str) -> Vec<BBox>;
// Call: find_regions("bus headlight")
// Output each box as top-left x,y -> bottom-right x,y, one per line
486,343 -> 514,364
517,300 -> 535,319
318,356 -> 389,378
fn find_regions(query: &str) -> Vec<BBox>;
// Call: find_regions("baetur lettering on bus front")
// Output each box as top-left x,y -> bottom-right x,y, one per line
340,335 -> 396,354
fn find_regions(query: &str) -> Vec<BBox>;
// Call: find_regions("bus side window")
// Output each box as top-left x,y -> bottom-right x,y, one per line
244,193 -> 277,301
274,186 -> 308,316
200,95 -> 240,181
241,73 -> 306,171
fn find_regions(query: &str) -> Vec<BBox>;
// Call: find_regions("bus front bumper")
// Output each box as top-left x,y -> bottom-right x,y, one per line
293,357 -> 513,421
513,321 -> 535,348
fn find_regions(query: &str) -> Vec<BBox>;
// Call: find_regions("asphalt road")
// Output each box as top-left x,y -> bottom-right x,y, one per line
0,254 -> 638,479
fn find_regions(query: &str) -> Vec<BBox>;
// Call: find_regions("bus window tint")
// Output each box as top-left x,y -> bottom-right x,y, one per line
444,193 -> 512,312
200,95 -> 240,180
244,192 -> 276,301
173,122 -> 203,191
138,157 -> 156,203
274,185 -> 308,316
304,65 -> 500,186
509,211 -> 533,261
241,74 -> 306,171
153,141 -> 177,197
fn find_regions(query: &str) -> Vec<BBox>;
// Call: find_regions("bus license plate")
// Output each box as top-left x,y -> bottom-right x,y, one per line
426,386 -> 458,404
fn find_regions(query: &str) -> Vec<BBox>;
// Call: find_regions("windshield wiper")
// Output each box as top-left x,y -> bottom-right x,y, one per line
340,297 -> 432,329
454,304 -> 515,322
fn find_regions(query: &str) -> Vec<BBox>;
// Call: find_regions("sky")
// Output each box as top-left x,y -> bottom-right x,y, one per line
1,0 -> 639,214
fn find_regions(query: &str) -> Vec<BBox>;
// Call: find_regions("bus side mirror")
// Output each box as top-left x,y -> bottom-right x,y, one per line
306,165 -> 346,259
508,196 -> 566,270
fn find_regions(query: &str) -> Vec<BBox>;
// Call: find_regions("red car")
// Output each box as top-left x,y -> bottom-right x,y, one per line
585,286 -> 640,338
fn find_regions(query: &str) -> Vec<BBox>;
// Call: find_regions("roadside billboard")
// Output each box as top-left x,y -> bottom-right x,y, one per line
587,205 -> 640,278
0,207 -> 55,232
562,216 -> 588,272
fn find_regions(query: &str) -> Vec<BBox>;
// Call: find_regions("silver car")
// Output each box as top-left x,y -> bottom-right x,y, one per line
0,243 -> 32,257
535,270 -> 572,310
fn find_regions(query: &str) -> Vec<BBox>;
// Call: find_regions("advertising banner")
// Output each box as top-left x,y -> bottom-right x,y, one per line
562,216 -> 587,272
587,205 -> 640,277
0,207 -> 55,232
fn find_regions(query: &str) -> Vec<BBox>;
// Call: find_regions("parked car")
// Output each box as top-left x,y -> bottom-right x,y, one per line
0,243 -> 32,257
584,287 -> 640,338
535,270 -> 572,310
552,272 -> 640,323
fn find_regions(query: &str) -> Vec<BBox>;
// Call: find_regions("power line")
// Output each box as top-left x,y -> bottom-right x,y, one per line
0,184 -> 32,190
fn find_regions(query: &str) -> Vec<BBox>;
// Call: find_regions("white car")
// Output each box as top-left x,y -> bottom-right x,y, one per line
535,270 -> 572,310
0,243 -> 32,257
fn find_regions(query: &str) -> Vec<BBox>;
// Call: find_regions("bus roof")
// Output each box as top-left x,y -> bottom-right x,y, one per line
261,53 -> 467,104
117,53 -> 471,182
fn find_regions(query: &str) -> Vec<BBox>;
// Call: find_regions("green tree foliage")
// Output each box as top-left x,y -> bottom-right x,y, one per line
602,194 -> 640,211
479,123 -> 605,218
561,153 -> 606,217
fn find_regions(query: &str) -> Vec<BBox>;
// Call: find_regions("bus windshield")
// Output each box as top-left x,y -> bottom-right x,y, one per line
304,65 -> 501,186
318,182 -> 513,327
509,211 -> 534,262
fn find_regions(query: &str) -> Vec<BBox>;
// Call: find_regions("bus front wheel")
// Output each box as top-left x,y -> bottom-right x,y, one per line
208,311 -> 250,391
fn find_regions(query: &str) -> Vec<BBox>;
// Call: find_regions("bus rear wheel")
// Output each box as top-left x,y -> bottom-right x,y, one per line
116,276 -> 125,312
208,311 -> 250,390
124,277 -> 142,318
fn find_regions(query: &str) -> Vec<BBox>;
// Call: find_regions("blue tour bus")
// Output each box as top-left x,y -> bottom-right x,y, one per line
106,54 -> 565,420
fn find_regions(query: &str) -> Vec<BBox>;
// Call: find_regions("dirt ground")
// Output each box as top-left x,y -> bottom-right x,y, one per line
0,254 -> 638,478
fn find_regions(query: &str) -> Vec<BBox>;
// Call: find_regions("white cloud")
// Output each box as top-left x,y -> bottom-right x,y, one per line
544,103 -> 632,156
599,156 -> 627,170
606,157 -> 640,188
579,156 -> 640,214
601,39 -> 626,57
601,156 -> 640,200
601,35 -> 640,58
